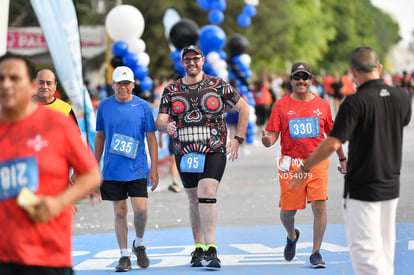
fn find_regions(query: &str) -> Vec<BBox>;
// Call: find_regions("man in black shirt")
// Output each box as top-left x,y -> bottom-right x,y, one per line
288,47 -> 411,275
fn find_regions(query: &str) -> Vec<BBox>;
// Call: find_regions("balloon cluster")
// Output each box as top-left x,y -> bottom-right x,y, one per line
226,33 -> 256,144
199,25 -> 228,80
197,0 -> 227,25
105,5 -> 153,92
237,0 -> 259,28
168,19 -> 228,80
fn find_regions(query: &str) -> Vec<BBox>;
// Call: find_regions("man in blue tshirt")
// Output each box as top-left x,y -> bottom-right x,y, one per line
95,66 -> 159,272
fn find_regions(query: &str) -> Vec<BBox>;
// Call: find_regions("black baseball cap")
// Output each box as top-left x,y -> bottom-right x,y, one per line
181,45 -> 203,59
291,61 -> 312,76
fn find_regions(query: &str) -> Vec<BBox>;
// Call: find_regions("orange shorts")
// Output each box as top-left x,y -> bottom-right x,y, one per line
278,157 -> 329,210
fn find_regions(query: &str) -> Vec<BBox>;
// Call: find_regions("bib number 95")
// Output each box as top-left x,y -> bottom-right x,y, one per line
180,153 -> 206,173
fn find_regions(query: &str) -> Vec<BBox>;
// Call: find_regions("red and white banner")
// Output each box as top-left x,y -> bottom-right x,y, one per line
7,26 -> 106,58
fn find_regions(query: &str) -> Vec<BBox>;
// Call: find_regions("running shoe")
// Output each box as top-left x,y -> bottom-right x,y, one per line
190,247 -> 204,267
203,246 -> 221,269
284,228 -> 300,261
115,256 -> 131,272
168,182 -> 181,193
310,251 -> 326,268
132,241 -> 150,268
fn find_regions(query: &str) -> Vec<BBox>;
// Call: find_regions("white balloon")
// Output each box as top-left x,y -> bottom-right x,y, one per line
206,51 -> 221,64
105,5 -> 145,41
245,0 -> 259,6
240,53 -> 252,65
127,38 -> 146,54
213,60 -> 227,70
218,69 -> 228,81
137,52 -> 150,67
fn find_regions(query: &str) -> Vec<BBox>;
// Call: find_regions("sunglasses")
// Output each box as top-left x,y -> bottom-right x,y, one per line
183,57 -> 203,64
292,74 -> 311,81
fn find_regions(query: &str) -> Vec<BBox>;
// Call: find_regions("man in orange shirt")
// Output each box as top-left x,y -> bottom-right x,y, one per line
262,61 -> 346,268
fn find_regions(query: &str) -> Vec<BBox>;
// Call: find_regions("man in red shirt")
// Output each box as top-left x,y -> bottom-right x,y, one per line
0,52 -> 102,275
262,62 -> 346,268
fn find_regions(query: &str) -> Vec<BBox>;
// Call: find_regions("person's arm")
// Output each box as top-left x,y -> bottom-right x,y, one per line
336,146 -> 347,174
261,130 -> 280,147
226,98 -> 250,161
94,131 -> 105,163
30,167 -> 101,223
156,113 -> 177,135
288,136 -> 342,189
146,131 -> 159,191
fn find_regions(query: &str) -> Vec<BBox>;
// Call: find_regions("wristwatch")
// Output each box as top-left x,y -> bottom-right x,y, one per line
234,136 -> 245,144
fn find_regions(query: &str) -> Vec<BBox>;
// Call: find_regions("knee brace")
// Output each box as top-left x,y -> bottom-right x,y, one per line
198,197 -> 217,204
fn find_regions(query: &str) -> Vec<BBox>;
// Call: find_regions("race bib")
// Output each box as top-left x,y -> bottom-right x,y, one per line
180,153 -> 205,173
109,133 -> 139,159
0,156 -> 38,201
289,117 -> 320,139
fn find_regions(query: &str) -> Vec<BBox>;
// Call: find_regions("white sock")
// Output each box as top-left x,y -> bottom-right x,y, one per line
120,248 -> 129,257
134,237 -> 143,247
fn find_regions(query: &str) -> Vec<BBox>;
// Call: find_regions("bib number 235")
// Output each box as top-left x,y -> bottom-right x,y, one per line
180,153 -> 205,173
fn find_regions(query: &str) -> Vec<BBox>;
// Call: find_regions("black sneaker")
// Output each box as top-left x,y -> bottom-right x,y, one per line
310,251 -> 326,268
190,247 -> 204,267
132,241 -> 150,268
115,256 -> 131,272
203,246 -> 221,269
284,228 -> 300,261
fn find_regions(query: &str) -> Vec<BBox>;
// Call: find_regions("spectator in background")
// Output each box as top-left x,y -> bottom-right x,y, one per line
400,71 -> 413,96
331,72 -> 344,115
34,69 -> 78,126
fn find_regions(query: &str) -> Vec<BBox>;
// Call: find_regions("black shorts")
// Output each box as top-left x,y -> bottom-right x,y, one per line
175,152 -> 227,189
0,262 -> 73,275
100,179 -> 148,200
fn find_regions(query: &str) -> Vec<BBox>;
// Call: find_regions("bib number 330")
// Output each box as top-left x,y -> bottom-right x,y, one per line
289,117 -> 320,139
180,153 -> 205,173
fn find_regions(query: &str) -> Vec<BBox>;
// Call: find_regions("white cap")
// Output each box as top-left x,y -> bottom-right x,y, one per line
112,66 -> 134,83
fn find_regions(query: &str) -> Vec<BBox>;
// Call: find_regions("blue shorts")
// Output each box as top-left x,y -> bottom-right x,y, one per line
100,179 -> 148,200
175,152 -> 227,188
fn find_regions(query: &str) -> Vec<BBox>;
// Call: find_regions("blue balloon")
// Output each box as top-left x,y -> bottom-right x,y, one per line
228,70 -> 236,80
232,55 -> 243,66
133,65 -> 149,80
197,0 -> 212,11
170,49 -> 181,63
211,0 -> 227,11
208,10 -> 224,25
122,52 -> 139,69
218,50 -> 227,60
199,25 -> 226,54
237,13 -> 251,28
174,62 -> 185,75
112,41 -> 128,57
243,5 -> 256,17
140,76 -> 153,91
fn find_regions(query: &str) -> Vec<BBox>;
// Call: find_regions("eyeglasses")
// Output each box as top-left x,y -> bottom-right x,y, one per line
292,74 -> 311,81
183,57 -> 203,64
38,80 -> 55,86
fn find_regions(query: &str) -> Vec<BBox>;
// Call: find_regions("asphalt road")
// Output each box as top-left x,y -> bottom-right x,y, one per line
73,111 -> 414,235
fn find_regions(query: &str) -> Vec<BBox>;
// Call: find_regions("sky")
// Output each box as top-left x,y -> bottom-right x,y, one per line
371,0 -> 414,48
